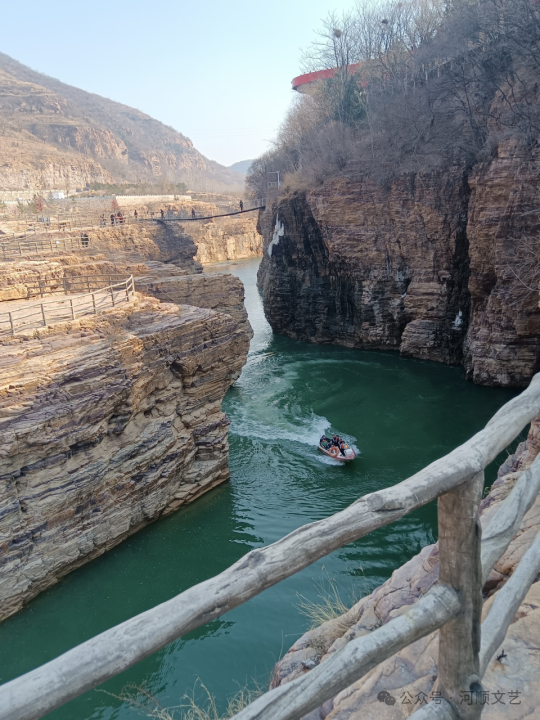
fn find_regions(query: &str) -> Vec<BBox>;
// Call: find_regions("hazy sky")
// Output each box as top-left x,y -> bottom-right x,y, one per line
1,0 -> 353,167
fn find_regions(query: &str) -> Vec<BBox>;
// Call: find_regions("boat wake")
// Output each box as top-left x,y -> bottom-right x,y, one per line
230,411 -> 330,447
316,455 -> 345,466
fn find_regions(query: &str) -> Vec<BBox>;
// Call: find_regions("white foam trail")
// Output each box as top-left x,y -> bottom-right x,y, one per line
316,455 -> 345,467
230,413 -> 330,447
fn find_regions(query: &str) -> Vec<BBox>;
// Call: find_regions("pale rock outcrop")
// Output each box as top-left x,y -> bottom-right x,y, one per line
187,214 -> 263,264
89,223 -> 203,270
0,294 -> 250,619
136,273 -> 252,339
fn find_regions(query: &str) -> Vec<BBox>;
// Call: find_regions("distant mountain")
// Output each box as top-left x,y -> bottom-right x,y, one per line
0,51 -> 244,193
228,159 -> 254,175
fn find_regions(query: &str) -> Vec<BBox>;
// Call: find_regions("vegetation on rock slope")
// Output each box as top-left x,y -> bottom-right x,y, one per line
0,52 -> 243,193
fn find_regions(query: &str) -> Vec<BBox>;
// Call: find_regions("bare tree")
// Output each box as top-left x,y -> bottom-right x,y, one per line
247,0 -> 540,199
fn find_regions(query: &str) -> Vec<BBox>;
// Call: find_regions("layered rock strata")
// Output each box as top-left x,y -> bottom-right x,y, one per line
89,223 -> 203,270
258,136 -> 540,386
136,273 -> 252,338
0,255 -> 150,301
187,214 -> 263,264
271,417 -> 540,720
0,295 -> 250,619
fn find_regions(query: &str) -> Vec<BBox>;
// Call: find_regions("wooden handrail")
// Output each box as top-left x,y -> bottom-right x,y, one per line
22,274 -> 129,297
481,453 -> 540,582
0,236 -> 92,259
479,526 -> 540,677
229,586 -> 461,720
0,276 -> 135,335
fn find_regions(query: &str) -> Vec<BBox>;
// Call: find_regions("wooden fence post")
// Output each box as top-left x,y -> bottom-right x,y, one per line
437,471 -> 484,719
41,305 -> 47,327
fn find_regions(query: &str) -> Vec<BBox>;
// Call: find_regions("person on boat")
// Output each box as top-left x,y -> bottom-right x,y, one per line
320,435 -> 330,449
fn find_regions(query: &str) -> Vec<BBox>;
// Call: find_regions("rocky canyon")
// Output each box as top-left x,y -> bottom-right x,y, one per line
0,218 -> 253,619
257,133 -> 540,388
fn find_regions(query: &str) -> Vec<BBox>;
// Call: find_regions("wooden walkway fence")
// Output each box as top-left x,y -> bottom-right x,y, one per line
0,201 -> 266,241
18,273 -> 130,299
0,275 -> 135,336
0,235 -> 92,259
1,375 -> 540,719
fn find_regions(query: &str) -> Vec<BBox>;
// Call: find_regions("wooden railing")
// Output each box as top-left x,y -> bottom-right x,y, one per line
0,235 -> 92,259
19,273 -> 130,299
0,200 -> 266,240
1,376 -> 540,720
0,276 -> 135,336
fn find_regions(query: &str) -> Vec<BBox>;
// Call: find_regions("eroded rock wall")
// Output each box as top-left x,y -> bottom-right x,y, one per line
136,273 -> 252,338
258,136 -> 540,386
0,295 -> 250,619
89,223 -> 203,270
188,214 -> 263,264
258,168 -> 470,365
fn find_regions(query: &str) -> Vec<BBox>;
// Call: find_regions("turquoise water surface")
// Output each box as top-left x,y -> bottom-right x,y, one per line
0,258 -> 518,719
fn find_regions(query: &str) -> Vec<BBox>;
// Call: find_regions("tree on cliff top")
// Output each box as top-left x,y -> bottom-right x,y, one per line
247,0 -> 540,198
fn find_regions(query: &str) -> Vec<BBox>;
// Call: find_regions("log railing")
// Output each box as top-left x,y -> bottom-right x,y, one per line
0,235 -> 91,259
0,276 -> 135,336
1,376 -> 540,720
20,273 -> 131,299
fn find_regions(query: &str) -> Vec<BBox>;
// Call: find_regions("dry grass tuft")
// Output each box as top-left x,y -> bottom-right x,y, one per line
103,679 -> 263,720
295,575 -> 359,630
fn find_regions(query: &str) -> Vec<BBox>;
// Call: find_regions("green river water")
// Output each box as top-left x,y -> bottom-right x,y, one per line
0,258 -> 519,719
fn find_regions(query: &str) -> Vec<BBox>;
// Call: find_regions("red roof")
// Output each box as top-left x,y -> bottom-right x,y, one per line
292,64 -> 360,91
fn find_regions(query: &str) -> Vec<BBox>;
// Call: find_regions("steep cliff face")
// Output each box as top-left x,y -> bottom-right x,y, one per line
0,295 -> 249,619
258,167 -> 470,365
88,223 -> 203,270
136,273 -> 252,338
188,214 -> 263,264
258,137 -> 540,386
465,139 -> 540,386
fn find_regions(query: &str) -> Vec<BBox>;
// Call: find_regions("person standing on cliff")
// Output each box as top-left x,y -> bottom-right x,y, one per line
239,200 -> 244,212
191,207 -> 196,219
134,209 -> 138,221
160,209 -> 165,219
110,213 -> 115,226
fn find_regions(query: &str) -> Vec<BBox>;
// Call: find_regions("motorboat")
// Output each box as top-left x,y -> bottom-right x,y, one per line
318,438 -> 356,462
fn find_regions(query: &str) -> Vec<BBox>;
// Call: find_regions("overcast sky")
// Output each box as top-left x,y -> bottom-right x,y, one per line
1,0 -> 353,167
